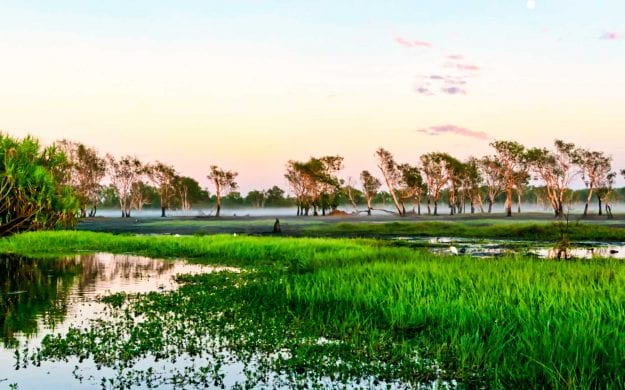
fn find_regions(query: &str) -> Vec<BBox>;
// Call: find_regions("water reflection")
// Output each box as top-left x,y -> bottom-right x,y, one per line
0,256 -> 80,347
0,253 -> 234,349
393,236 -> 625,259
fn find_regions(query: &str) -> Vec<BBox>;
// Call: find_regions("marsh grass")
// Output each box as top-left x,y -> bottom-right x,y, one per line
306,220 -> 625,241
3,231 -> 625,387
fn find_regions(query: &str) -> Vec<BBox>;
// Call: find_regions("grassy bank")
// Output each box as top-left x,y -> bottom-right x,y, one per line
304,220 -> 625,241
3,231 -> 625,387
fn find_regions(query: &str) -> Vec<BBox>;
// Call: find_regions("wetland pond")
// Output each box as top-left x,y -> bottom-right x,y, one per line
0,253 -> 239,389
393,236 -> 625,259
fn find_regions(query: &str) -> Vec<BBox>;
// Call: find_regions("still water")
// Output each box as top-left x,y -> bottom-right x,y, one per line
0,253 -> 236,389
394,236 -> 625,259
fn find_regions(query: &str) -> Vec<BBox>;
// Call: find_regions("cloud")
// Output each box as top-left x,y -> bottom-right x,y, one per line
447,54 -> 464,60
417,124 -> 490,140
455,63 -> 480,71
441,86 -> 466,95
414,85 -> 434,95
395,36 -> 432,48
599,32 -> 621,40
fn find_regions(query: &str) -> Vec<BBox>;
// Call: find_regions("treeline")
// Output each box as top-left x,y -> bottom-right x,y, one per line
285,140 -> 624,218
2,132 -> 625,235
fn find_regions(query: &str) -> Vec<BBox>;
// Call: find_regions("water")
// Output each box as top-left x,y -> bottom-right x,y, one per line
0,253 -> 237,389
394,236 -> 625,259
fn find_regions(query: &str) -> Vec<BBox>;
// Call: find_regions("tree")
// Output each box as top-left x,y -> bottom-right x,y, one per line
172,176 -> 209,212
440,154 -> 463,215
397,163 -> 426,215
147,161 -> 177,217
490,140 -> 526,217
284,156 -> 343,216
264,186 -> 287,207
420,152 -> 449,216
246,190 -> 266,208
0,134 -> 79,236
526,140 -> 579,218
578,150 -> 612,217
107,155 -> 144,217
597,172 -> 617,218
129,181 -> 156,212
207,165 -> 238,217
55,140 -> 106,217
343,178 -> 363,214
460,157 -> 483,214
479,156 -> 503,213
375,148 -> 404,216
360,170 -> 381,216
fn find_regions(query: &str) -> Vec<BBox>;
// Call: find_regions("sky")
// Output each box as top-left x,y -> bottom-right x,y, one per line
1,0 -> 624,193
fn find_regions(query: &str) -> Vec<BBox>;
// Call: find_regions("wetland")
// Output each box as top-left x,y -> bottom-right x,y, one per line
1,226 -> 625,388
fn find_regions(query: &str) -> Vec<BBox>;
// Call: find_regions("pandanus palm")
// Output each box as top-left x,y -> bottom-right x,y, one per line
0,134 -> 78,236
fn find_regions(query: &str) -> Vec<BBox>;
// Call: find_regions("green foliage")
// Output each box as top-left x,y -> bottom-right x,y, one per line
0,133 -> 79,235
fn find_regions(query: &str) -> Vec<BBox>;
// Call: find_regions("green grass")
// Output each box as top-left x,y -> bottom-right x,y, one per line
3,231 -> 625,387
305,220 -> 625,241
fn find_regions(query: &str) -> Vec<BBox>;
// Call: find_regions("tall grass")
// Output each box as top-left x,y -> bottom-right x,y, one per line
3,231 -> 625,387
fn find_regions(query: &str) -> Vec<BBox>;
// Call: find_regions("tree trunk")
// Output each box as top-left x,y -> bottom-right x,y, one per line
517,192 -> 522,214
434,200 -> 438,216
488,199 -> 493,213
583,189 -> 594,217
598,195 -> 602,216
506,187 -> 512,217
161,207 -> 166,217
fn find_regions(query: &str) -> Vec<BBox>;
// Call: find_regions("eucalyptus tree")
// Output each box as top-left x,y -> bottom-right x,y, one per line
207,165 -> 238,217
343,178 -> 363,214
316,156 -> 344,215
597,172 -> 617,218
489,140 -> 527,217
578,150 -> 612,217
440,154 -> 463,215
461,157 -> 483,213
285,156 -> 343,216
0,134 -> 79,236
107,155 -> 144,217
285,161 -> 309,215
479,156 -> 503,213
420,152 -> 449,216
360,170 -> 381,216
173,176 -> 206,212
55,139 -> 106,217
397,163 -> 426,215
129,181 -> 155,212
526,140 -> 579,218
375,148 -> 404,216
147,161 -> 177,217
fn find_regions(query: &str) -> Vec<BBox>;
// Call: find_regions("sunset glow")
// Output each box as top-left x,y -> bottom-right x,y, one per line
1,0 -> 624,192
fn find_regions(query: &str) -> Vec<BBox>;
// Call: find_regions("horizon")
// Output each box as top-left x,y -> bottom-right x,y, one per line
2,0 -> 624,193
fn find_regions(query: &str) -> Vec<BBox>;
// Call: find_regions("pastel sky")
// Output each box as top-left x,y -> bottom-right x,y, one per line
1,0 -> 624,193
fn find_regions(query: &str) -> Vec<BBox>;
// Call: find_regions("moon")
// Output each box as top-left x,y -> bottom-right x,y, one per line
527,0 -> 536,10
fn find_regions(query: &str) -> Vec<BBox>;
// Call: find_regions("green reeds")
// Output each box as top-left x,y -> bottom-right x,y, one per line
3,231 -> 625,387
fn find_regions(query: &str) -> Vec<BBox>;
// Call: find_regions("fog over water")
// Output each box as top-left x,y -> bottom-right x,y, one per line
93,202 -> 625,218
